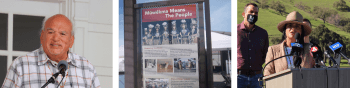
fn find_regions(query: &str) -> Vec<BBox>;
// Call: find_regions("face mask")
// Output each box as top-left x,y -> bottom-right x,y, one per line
247,14 -> 258,24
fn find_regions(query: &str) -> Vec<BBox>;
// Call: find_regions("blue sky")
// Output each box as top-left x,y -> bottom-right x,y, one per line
119,0 -> 231,46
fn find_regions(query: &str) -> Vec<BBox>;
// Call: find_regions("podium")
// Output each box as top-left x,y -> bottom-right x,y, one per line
263,68 -> 350,88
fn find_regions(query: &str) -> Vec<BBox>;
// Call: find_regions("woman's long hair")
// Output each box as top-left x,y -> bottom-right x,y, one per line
280,25 -> 306,53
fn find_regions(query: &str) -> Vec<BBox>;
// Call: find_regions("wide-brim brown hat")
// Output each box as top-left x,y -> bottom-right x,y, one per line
277,11 -> 312,36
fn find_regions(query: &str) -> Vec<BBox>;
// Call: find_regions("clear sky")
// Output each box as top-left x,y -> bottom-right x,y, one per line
119,0 -> 231,46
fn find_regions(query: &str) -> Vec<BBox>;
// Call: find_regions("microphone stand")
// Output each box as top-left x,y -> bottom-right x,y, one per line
56,70 -> 66,88
335,51 -> 350,65
325,50 -> 338,68
42,70 -> 66,88
41,73 -> 60,88
293,56 -> 302,68
56,77 -> 65,88
314,56 -> 320,68
314,56 -> 326,68
339,52 -> 349,60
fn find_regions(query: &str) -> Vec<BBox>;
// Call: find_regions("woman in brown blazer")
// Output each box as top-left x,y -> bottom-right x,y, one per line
264,11 -> 315,76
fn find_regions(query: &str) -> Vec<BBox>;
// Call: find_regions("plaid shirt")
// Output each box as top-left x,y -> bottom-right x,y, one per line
1,47 -> 101,88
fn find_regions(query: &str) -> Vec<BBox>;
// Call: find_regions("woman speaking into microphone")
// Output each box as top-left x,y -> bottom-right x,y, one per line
264,11 -> 315,76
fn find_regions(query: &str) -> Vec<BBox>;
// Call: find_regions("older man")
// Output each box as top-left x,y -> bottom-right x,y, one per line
2,14 -> 100,88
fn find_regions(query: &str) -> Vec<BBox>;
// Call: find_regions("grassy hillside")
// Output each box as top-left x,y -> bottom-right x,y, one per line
238,0 -> 350,45
292,0 -> 350,18
238,1 -> 286,46
237,0 -> 350,67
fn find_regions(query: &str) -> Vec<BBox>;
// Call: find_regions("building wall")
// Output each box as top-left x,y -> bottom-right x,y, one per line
0,0 -> 112,87
69,0 -> 113,88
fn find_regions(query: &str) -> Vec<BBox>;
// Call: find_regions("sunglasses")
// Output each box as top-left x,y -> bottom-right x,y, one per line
286,23 -> 302,29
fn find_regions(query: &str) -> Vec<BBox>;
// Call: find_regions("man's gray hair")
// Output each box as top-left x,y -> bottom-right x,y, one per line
40,16 -> 75,36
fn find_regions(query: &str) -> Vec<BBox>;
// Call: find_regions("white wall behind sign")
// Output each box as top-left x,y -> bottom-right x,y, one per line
73,0 -> 113,88
89,0 -> 113,25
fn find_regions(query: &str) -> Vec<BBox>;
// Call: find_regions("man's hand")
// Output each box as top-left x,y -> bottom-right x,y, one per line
304,35 -> 310,43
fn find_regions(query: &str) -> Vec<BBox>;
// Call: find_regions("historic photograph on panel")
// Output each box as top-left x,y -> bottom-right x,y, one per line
145,78 -> 170,88
157,59 -> 173,73
174,58 -> 196,73
169,19 -> 199,45
142,18 -> 199,45
144,59 -> 157,73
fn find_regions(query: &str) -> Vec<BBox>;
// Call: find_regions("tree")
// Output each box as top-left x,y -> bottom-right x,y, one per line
270,1 -> 286,15
333,0 -> 342,8
288,0 -> 294,4
309,24 -> 349,59
259,0 -> 269,9
282,0 -> 294,4
342,23 -> 350,33
313,6 -> 337,23
295,1 -> 311,13
343,38 -> 350,60
270,37 -> 281,45
326,10 -> 341,26
339,17 -> 350,26
333,0 -> 349,10
326,14 -> 341,26
250,0 -> 259,3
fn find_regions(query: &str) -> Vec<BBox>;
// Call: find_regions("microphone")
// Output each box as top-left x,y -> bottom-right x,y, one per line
310,42 -> 325,68
291,33 -> 303,68
57,60 -> 68,77
328,42 -> 349,60
41,60 -> 68,88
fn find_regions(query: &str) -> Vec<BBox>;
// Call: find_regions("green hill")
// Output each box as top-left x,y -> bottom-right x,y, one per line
237,0 -> 350,67
238,0 -> 350,46
292,0 -> 350,18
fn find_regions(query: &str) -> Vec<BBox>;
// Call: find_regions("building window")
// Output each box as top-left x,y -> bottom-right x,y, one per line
0,56 -> 7,86
0,13 -> 8,50
13,14 -> 44,51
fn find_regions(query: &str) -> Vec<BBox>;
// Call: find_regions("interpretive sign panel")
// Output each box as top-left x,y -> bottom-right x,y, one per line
141,4 -> 199,88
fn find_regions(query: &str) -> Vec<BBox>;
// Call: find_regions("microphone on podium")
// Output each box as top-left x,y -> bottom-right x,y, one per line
310,42 -> 326,68
291,33 -> 303,68
58,60 -> 68,77
328,42 -> 350,62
